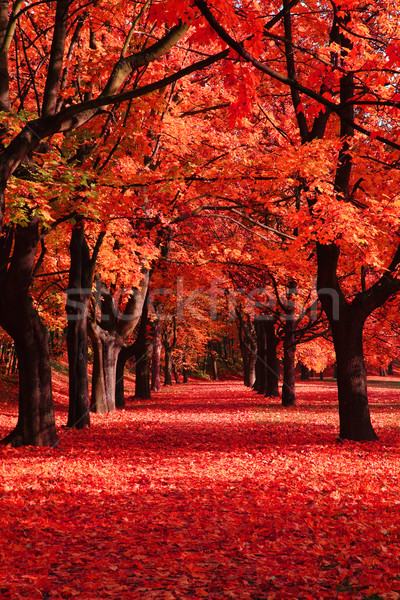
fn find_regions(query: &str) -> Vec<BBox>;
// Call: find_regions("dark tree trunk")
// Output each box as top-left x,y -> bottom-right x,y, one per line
151,319 -> 162,392
265,319 -> 280,397
210,352 -> 218,381
332,313 -> 377,441
5,307 -> 58,447
134,289 -> 151,399
0,220 -> 58,446
282,320 -> 296,406
164,348 -> 173,385
66,301 -> 90,428
300,363 -> 310,380
172,362 -> 180,384
239,333 -> 256,388
65,224 -> 104,428
183,368 -> 188,384
135,342 -> 152,398
115,343 -> 135,408
253,319 -> 267,394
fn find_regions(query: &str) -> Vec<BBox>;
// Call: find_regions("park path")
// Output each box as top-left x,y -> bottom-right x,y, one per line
1,378 -> 400,599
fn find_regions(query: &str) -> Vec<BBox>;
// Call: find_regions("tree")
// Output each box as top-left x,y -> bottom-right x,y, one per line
187,0 -> 400,439
0,0 -> 227,445
66,221 -> 104,428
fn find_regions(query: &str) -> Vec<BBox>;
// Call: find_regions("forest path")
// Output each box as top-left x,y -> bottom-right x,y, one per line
1,379 -> 400,599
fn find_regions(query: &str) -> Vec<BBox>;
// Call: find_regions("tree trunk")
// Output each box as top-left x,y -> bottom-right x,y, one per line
265,319 -> 280,397
151,319 -> 162,392
210,352 -> 218,381
3,307 -> 58,447
89,325 -> 121,413
0,220 -> 58,446
240,333 -> 256,388
135,333 -> 152,399
164,347 -> 173,385
300,363 -> 310,380
316,243 -> 378,440
135,343 -> 152,398
282,320 -> 296,406
163,316 -> 177,386
332,313 -> 377,441
65,224 -> 100,429
253,320 -> 267,394
66,299 -> 90,428
134,289 -> 151,399
115,343 -> 135,408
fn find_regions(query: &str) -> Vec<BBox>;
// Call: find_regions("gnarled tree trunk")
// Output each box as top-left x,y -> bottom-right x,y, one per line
89,325 -> 122,413
89,270 -> 150,413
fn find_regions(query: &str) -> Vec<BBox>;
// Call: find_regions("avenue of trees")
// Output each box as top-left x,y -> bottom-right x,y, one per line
1,0 -> 400,445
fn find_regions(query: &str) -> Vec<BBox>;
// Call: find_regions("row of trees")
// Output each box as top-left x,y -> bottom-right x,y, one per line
1,0 -> 400,445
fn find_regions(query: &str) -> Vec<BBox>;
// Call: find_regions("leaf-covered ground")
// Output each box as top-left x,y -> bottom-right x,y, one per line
1,372 -> 400,600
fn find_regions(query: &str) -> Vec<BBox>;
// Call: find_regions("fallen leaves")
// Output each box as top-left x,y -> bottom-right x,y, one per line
0,376 -> 400,599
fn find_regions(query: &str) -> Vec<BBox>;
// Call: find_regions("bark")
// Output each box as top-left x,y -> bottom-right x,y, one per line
134,292 -> 152,400
248,349 -> 256,388
300,363 -> 310,380
66,224 -> 104,428
0,220 -> 58,446
115,343 -> 135,408
317,244 -> 378,440
237,314 -> 256,388
135,339 -> 152,398
151,319 -> 162,392
282,320 -> 296,406
172,361 -> 180,384
265,320 -> 280,398
89,270 -> 150,413
89,325 -> 122,414
66,302 -> 90,428
164,348 -> 173,386
210,352 -> 218,381
41,0 -> 70,117
163,316 -> 177,386
331,309 -> 377,441
253,319 -> 267,394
